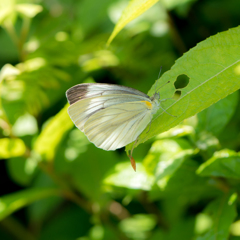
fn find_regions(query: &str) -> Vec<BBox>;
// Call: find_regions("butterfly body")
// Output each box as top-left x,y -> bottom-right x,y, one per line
66,83 -> 160,151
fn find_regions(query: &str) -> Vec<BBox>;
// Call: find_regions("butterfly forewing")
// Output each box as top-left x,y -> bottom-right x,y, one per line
66,83 -> 149,105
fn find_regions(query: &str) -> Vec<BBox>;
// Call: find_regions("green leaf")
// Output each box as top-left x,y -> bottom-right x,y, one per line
230,220 -> 240,238
149,159 -> 220,201
149,218 -> 195,240
195,131 -> 220,151
1,58 -> 72,123
104,162 -> 154,191
107,0 -> 159,46
196,193 -> 237,240
127,25 -> 240,152
0,64 -> 20,83
197,149 -> 240,179
0,188 -> 61,221
156,124 -> 194,139
33,104 -> 74,161
12,113 -> 38,136
0,138 -> 26,159
38,204 -> 91,240
77,0 -> 113,34
15,4 -> 43,18
195,213 -> 213,235
119,214 -> 157,239
196,91 -> 239,135
160,0 -> 195,10
55,140 -> 118,201
0,0 -> 16,25
143,139 -> 195,184
0,2 -> 42,26
7,156 -> 37,186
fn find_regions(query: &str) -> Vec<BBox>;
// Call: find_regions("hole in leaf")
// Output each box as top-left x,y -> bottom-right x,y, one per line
173,90 -> 181,100
174,74 -> 189,89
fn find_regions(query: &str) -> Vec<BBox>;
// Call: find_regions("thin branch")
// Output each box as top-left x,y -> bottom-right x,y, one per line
0,216 -> 35,240
167,11 -> 187,54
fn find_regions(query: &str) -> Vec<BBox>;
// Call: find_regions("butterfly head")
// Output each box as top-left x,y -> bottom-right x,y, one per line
151,92 -> 160,103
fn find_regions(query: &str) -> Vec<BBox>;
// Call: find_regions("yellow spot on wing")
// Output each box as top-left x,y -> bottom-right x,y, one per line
141,101 -> 152,109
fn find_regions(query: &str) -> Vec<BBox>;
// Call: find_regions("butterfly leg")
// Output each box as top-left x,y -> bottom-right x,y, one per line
146,114 -> 153,133
159,100 -> 177,117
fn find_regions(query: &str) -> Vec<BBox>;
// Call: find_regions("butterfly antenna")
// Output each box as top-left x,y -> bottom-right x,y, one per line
155,67 -> 170,92
156,80 -> 170,92
157,66 -> 162,79
155,66 -> 162,92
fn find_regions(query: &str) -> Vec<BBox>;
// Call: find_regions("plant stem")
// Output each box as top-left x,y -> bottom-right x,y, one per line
167,11 -> 187,54
0,216 -> 35,240
19,17 -> 31,61
3,21 -> 22,59
37,161 -> 92,213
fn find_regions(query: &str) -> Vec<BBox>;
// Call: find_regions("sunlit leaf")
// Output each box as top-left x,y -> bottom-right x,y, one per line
16,4 -> 43,18
127,25 -> 240,152
0,188 -> 61,221
34,104 -> 73,161
1,59 -> 72,122
156,124 -> 194,139
230,220 -> 240,237
143,139 -> 195,189
0,0 -> 16,25
195,213 -> 213,235
0,138 -> 26,159
196,193 -> 237,240
104,162 -> 154,190
197,149 -> 240,179
12,113 -> 38,136
107,0 -> 160,46
119,214 -> 156,239
0,64 -> 20,83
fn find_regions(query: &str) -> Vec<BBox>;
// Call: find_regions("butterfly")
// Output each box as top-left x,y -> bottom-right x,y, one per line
66,81 -> 169,171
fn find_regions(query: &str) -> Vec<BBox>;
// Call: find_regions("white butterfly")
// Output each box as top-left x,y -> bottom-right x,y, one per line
66,82 -> 167,170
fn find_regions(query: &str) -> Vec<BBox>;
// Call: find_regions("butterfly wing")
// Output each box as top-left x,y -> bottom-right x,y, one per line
83,101 -> 152,150
67,94 -> 150,131
66,83 -> 154,150
67,83 -> 150,131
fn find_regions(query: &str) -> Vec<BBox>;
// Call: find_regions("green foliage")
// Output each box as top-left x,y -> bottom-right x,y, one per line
196,193 -> 237,240
0,188 -> 61,221
0,0 -> 240,239
107,0 -> 159,45
0,138 -> 26,158
127,26 -> 240,149
34,104 -> 73,161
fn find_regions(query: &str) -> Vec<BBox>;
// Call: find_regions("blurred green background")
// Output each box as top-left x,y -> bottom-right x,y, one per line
1,0 -> 240,239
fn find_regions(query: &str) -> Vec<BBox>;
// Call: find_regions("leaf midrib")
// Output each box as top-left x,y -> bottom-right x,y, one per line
156,58 -> 240,119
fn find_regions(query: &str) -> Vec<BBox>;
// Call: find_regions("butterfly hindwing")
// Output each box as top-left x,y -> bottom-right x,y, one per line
83,101 -> 152,150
